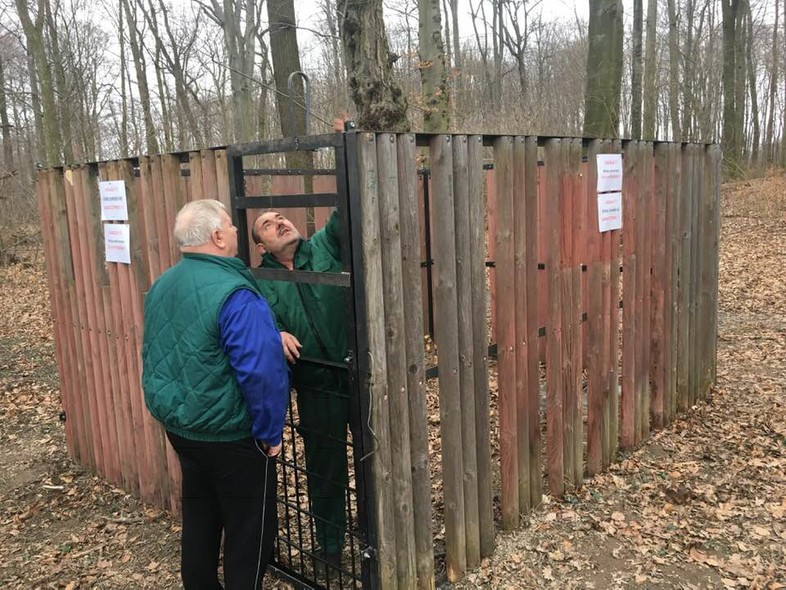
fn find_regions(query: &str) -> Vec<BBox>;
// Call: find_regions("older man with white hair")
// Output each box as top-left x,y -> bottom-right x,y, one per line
142,199 -> 289,589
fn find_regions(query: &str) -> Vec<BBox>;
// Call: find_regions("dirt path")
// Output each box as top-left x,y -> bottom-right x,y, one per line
1,174 -> 784,589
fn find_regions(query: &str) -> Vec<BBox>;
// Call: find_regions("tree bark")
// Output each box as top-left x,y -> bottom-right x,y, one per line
642,0 -> 657,139
0,56 -> 14,170
631,0 -> 643,138
682,0 -> 695,139
583,0 -> 625,137
744,0 -> 759,166
340,0 -> 409,131
419,0 -> 450,131
202,0 -> 258,142
721,0 -> 743,174
667,0 -> 681,140
764,0 -> 778,163
122,0 -> 159,154
15,0 -> 63,166
268,0 -> 307,137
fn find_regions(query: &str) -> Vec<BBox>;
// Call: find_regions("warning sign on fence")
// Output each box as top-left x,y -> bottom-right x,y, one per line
597,192 -> 623,232
104,223 -> 131,264
596,154 -> 623,193
99,180 -> 129,221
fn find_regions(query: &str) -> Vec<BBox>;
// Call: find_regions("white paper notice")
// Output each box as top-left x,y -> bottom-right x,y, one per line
598,192 -> 623,232
104,224 -> 131,264
99,180 -> 129,221
596,154 -> 623,193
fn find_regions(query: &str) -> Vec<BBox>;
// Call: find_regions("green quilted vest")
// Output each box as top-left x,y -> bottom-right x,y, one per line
142,253 -> 261,442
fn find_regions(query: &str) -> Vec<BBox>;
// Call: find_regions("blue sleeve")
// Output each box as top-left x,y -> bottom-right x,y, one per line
218,288 -> 290,446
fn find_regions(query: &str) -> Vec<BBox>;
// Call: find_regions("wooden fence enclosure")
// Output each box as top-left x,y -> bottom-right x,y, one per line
37,133 -> 721,589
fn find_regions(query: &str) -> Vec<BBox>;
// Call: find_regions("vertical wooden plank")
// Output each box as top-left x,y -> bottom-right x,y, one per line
706,145 -> 722,385
486,169 -> 497,344
431,135 -> 468,580
468,135 -> 495,555
608,138 -> 623,462
537,164 -> 548,364
162,155 -> 185,265
585,139 -> 604,476
36,172 -> 79,461
452,135 -> 481,567
651,144 -> 669,429
568,139 -> 583,488
599,141 -> 613,468
200,149 -> 219,200
493,136 -> 520,524
150,155 -> 174,271
667,144 -> 683,422
357,133 -> 398,590
396,134 -> 435,588
559,140 -> 578,488
523,137 -> 542,508
189,152 -> 205,201
620,141 -> 638,450
543,138 -> 564,498
639,142 -> 653,442
689,145 -> 702,403
376,134 -> 417,588
676,144 -> 692,412
313,174 -> 337,230
138,158 -> 161,283
214,149 -> 231,209
512,137 -> 531,514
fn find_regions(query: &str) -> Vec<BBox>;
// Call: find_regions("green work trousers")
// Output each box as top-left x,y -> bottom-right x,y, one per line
295,383 -> 350,555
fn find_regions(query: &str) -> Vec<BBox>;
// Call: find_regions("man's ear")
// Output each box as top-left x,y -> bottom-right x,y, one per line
255,241 -> 267,255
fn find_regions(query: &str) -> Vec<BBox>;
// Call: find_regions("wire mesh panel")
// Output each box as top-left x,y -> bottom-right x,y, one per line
227,134 -> 373,589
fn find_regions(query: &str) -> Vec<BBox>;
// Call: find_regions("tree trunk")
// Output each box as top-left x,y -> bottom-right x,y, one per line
43,0 -> 74,164
667,0 -> 681,140
268,0 -> 308,138
154,43 -> 173,152
202,0 -> 258,143
340,0 -> 409,131
744,0 -> 759,166
15,0 -> 62,166
122,0 -> 159,154
0,56 -> 14,170
721,0 -> 743,174
449,0 -> 462,70
419,0 -> 450,132
642,0 -> 658,139
782,0 -> 786,168
764,0 -> 778,163
631,0 -> 643,138
119,2 -> 130,158
583,0 -> 625,137
682,0 -> 695,139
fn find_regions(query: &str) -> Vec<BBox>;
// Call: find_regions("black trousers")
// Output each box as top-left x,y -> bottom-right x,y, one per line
166,432 -> 278,590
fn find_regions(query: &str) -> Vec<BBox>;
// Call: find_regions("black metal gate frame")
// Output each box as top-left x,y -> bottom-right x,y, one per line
227,132 -> 377,590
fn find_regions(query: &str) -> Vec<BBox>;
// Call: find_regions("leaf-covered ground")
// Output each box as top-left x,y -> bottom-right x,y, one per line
1,173 -> 784,589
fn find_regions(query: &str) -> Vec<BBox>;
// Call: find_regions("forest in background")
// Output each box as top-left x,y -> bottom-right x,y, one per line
0,0 -> 784,226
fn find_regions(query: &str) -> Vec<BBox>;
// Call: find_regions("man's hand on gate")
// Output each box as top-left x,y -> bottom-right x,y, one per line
280,331 -> 302,363
266,442 -> 282,457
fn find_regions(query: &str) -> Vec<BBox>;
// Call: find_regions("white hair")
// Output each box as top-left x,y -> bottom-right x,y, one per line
173,199 -> 228,248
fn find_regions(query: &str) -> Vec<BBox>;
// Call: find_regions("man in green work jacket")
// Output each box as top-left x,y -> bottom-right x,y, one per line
252,209 -> 349,570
